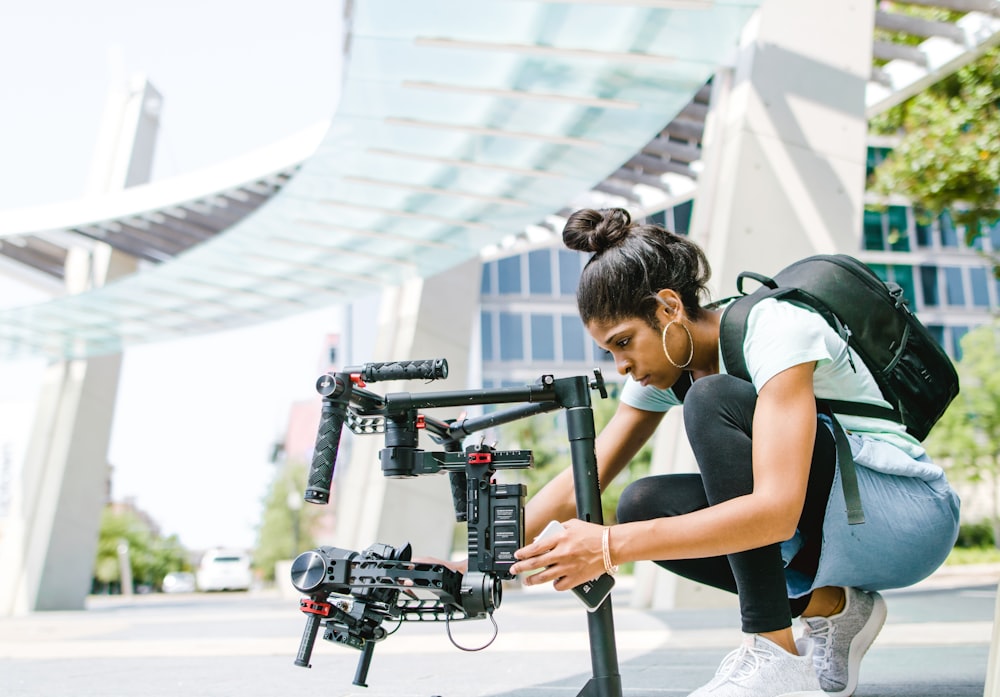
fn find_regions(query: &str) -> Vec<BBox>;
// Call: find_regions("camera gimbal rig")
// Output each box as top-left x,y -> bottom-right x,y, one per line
291,358 -> 622,697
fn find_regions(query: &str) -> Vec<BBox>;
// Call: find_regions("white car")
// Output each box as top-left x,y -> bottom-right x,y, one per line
196,549 -> 253,592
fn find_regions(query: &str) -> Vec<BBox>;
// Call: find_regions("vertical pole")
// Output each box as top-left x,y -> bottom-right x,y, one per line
561,376 -> 622,697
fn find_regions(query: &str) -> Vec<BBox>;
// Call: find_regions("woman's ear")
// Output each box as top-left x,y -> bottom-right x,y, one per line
656,288 -> 683,319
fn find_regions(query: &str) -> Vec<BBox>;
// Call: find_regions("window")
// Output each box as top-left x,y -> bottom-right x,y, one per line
673,200 -> 693,235
951,325 -> 969,361
920,266 -> 940,306
914,210 -> 933,247
893,265 -> 917,308
528,250 -> 552,295
863,209 -> 884,250
499,312 -> 523,360
561,315 -> 586,361
558,250 -> 582,296
480,262 -> 493,295
480,311 -> 494,361
887,206 -> 909,251
498,256 -> 521,295
970,267 -> 990,307
939,211 -> 959,247
943,266 -> 965,306
530,314 -> 555,361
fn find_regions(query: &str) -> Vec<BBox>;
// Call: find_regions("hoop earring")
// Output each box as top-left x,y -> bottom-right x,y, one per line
661,320 -> 694,369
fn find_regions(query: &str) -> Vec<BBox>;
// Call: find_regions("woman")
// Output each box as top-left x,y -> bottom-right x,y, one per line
509,208 -> 960,697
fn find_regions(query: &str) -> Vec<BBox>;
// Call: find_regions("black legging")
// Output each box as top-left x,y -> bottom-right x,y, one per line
616,374 -> 836,633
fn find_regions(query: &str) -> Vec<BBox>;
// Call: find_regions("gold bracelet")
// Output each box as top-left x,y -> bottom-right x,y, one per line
602,526 -> 619,576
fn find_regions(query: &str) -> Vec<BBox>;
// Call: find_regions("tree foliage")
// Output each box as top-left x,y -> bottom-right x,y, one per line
253,460 -> 321,581
869,47 -> 1000,272
925,321 -> 1000,540
93,507 -> 190,592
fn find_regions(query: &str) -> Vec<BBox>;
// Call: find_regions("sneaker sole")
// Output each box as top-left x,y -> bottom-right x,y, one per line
826,592 -> 888,697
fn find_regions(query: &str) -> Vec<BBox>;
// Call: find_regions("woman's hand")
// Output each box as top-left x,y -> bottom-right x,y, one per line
510,519 -> 607,591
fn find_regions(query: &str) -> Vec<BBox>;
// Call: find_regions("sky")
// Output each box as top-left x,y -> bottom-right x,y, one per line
0,0 -> 351,551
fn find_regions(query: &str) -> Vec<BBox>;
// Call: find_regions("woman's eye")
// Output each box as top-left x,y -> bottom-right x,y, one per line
616,338 -> 630,348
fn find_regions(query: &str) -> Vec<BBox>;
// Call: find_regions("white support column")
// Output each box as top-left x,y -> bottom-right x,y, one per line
0,246 -> 136,613
690,0 -> 874,296
331,258 -> 482,560
638,0 -> 875,610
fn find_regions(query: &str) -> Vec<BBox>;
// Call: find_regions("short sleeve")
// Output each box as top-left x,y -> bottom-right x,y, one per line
620,375 -> 682,412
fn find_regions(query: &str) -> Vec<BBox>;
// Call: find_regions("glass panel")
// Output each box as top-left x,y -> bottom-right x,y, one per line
480,311 -> 494,361
943,266 -> 965,306
673,200 -> 693,235
951,325 -> 969,361
887,206 -> 910,251
869,263 -> 888,282
939,211 -> 959,247
893,265 -> 917,308
530,314 -> 555,361
480,262 -> 493,295
528,250 -> 552,295
970,267 -> 990,307
498,256 -> 521,295
863,209 -> 884,250
990,219 -> 1000,250
920,266 -> 940,306
914,209 -> 933,247
558,250 -> 582,296
561,315 -> 586,361
499,312 -> 523,361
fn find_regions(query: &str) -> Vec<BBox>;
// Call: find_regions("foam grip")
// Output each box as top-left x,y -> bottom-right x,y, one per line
357,358 -> 448,383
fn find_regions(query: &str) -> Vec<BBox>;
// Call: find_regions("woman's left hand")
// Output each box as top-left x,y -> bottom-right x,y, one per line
510,518 -> 607,591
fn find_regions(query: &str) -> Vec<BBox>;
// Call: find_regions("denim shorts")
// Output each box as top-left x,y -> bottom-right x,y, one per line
785,432 -> 961,598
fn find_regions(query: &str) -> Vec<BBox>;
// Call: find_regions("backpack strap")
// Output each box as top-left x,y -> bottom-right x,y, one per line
818,403 -> 866,525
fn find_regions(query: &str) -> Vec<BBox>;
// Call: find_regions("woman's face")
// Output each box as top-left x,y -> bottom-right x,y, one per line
587,315 -> 682,390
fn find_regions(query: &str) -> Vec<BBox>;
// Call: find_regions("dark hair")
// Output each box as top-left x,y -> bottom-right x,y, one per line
562,207 -> 711,328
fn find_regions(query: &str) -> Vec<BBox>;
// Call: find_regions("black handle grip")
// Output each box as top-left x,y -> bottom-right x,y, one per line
294,612 -> 322,668
305,381 -> 352,504
350,358 -> 448,383
353,641 -> 376,687
449,471 -> 468,522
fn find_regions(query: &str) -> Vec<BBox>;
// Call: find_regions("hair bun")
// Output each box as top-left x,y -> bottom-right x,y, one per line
562,208 -> 632,254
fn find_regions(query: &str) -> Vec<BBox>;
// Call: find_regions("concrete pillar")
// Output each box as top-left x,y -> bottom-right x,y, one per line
0,246 -> 137,613
638,0 -> 875,609
0,73 -> 159,614
330,257 -> 482,560
690,0 -> 874,296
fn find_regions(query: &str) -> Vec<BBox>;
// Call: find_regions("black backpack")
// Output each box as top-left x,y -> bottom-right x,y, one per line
717,254 -> 960,524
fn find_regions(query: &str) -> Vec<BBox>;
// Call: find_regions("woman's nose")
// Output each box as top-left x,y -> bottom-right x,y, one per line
616,357 -> 630,377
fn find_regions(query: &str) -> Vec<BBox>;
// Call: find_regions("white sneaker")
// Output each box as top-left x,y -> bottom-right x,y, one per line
800,587 -> 887,697
688,634 -> 826,696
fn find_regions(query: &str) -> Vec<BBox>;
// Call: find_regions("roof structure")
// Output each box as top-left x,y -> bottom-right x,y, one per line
1,0 -> 996,361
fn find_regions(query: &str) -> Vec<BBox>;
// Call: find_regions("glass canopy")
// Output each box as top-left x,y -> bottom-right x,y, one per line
0,0 -> 763,360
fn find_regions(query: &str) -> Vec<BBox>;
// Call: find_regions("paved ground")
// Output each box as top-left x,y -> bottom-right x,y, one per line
1,565 -> 997,697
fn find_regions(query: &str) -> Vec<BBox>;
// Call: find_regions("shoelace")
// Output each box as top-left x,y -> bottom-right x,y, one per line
803,618 -> 835,669
714,642 -> 776,683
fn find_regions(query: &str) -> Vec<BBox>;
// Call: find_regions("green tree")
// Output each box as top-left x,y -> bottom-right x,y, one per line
925,321 -> 1000,544
253,461 -> 321,581
93,507 -> 189,592
869,48 -> 1000,274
